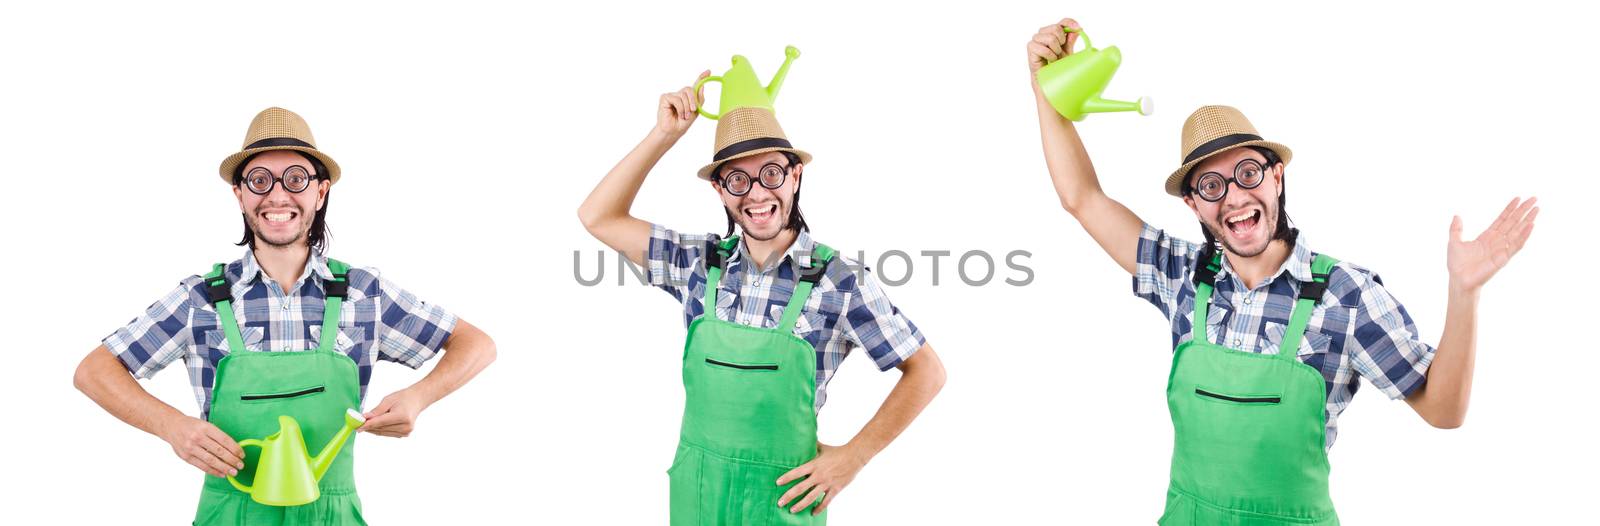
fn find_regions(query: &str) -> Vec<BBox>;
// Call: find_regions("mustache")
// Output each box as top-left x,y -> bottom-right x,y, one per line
252,201 -> 308,215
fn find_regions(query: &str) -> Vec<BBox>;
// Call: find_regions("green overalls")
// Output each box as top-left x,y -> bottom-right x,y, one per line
1160,251 -> 1341,525
669,237 -> 834,525
193,259 -> 367,526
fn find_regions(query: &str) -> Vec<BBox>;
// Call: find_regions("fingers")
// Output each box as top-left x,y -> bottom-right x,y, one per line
1510,205 -> 1539,252
204,425 -> 245,464
790,484 -> 825,514
1488,197 -> 1521,234
776,462 -> 812,486
777,473 -> 815,508
1059,17 -> 1081,50
679,87 -> 697,119
359,411 -> 402,432
1450,215 -> 1463,244
195,449 -> 238,478
1027,42 -> 1052,67
1034,27 -> 1064,56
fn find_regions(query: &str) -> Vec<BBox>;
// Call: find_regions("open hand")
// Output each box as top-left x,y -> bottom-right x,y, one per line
776,442 -> 868,515
161,415 -> 245,477
360,388 -> 430,438
1449,196 -> 1538,293
655,71 -> 711,140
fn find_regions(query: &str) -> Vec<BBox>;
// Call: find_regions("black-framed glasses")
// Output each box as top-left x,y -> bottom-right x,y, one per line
718,162 -> 791,197
1190,158 -> 1269,202
241,165 -> 319,195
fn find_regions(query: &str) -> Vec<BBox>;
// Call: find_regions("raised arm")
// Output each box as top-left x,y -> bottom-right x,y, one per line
1406,197 -> 1538,428
1029,18 -> 1147,274
578,71 -> 709,267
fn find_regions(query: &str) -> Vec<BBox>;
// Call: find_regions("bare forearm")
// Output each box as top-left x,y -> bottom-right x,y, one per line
1410,286 -> 1481,428
408,319 -> 496,407
844,345 -> 945,460
577,130 -> 679,265
1033,86 -> 1143,273
580,130 -> 674,224
1035,87 -> 1106,213
73,345 -> 185,439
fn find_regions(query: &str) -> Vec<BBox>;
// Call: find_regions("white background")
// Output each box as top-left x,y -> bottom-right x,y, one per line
3,1 -> 1595,523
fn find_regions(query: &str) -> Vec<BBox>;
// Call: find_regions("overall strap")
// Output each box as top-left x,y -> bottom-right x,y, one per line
777,243 -> 836,333
1278,253 -> 1338,358
204,263 -> 247,353
318,258 -> 351,353
701,236 -> 742,314
1189,248 -> 1223,344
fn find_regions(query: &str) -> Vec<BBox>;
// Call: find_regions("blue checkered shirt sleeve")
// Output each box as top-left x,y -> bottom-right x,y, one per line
841,267 -> 926,371
1339,270 -> 1435,398
369,271 -> 457,369
1133,223 -> 1204,317
103,277 -> 202,379
647,224 -> 716,301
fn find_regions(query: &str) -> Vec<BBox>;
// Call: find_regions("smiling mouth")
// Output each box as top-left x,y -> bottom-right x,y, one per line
743,204 -> 778,225
260,210 -> 298,224
1224,209 -> 1261,236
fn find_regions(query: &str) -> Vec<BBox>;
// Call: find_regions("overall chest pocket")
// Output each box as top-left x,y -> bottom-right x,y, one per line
202,326 -> 265,355
1263,303 -> 1352,359
789,290 -> 848,338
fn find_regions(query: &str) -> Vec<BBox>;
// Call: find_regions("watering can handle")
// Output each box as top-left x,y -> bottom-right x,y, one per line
1064,27 -> 1094,53
226,439 -> 263,494
693,75 -> 723,120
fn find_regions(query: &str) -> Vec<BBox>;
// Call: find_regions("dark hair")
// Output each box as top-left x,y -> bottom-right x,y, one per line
1184,146 -> 1294,250
232,151 -> 332,253
711,151 -> 809,237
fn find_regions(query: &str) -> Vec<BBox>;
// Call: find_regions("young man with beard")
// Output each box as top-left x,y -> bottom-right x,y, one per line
1027,18 -> 1537,525
73,107 -> 497,525
579,72 -> 946,524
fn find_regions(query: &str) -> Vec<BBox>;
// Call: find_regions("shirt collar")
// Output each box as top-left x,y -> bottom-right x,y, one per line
725,229 -> 817,273
1214,229 -> 1315,286
239,246 -> 334,288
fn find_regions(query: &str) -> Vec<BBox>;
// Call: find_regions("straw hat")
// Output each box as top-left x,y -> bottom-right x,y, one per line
696,107 -> 812,180
1164,105 -> 1291,197
217,107 -> 342,185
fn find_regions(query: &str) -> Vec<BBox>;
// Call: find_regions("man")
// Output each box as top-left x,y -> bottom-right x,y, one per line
578,71 -> 946,524
73,107 -> 497,525
1027,18 -> 1537,525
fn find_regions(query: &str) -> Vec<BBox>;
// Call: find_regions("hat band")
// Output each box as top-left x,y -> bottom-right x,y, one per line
1183,133 -> 1262,163
713,137 -> 793,162
246,137 -> 316,150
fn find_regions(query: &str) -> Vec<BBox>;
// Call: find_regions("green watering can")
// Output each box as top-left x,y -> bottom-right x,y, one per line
1036,28 -> 1153,121
228,409 -> 365,506
693,45 -> 801,120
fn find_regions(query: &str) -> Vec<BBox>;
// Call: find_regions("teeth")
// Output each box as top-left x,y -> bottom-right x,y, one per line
265,212 -> 292,222
1226,210 -> 1256,224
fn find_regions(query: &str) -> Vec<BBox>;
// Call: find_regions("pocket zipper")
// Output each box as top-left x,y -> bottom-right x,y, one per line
241,386 -> 325,401
704,358 -> 778,371
1194,388 -> 1280,404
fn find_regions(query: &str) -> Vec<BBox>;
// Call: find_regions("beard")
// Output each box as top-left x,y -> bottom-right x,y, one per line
731,199 -> 791,241
246,203 -> 313,248
1204,198 -> 1277,258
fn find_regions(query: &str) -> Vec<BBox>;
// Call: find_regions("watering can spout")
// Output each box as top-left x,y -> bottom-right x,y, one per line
311,409 -> 365,481
766,46 -> 801,102
1083,95 -> 1154,116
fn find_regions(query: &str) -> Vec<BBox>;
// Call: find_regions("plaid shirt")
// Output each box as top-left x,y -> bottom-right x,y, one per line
1135,224 -> 1435,448
103,248 -> 457,417
648,225 -> 926,410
